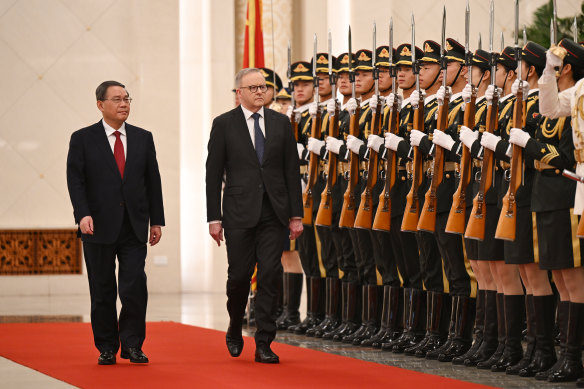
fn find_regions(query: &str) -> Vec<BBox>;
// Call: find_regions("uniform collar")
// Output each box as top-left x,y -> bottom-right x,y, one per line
240,105 -> 265,120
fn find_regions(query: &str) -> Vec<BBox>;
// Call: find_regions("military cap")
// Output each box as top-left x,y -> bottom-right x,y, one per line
498,46 -> 517,71
354,49 -> 373,71
420,40 -> 441,63
395,44 -> 424,66
375,46 -> 396,67
311,52 -> 337,74
472,49 -> 491,71
290,61 -> 313,82
521,41 -> 546,71
275,87 -> 291,100
445,38 -> 465,63
335,52 -> 355,72
558,38 -> 584,71
260,68 -> 283,91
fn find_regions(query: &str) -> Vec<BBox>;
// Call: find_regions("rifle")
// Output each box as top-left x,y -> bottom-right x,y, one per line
339,26 -> 362,228
465,0 -> 498,241
446,0 -> 475,234
562,170 -> 584,238
302,34 -> 321,226
315,31 -> 338,227
418,7 -> 449,232
401,14 -> 425,232
495,0 -> 523,241
373,18 -> 396,232
355,22 -> 382,230
287,41 -> 299,140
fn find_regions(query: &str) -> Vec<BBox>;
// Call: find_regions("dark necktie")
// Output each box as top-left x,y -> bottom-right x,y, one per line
251,112 -> 264,163
113,131 -> 125,177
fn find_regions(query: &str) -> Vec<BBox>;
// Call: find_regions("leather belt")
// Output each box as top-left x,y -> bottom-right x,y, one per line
473,160 -> 482,168
499,160 -> 511,170
444,161 -> 457,171
575,149 -> 584,163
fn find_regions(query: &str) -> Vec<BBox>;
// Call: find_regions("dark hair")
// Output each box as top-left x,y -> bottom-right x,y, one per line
96,81 -> 126,101
572,65 -> 584,82
524,61 -> 544,78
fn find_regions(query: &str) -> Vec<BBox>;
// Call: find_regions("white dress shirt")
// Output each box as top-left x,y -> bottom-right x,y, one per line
102,119 -> 127,160
240,105 -> 265,148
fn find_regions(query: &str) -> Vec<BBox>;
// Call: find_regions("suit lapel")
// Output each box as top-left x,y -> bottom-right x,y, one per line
124,125 -> 135,181
235,107 -> 260,166
262,109 -> 275,165
93,121 -> 122,179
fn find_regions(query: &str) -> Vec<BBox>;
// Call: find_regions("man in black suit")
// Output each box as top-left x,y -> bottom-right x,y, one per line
206,68 -> 303,363
67,81 -> 165,365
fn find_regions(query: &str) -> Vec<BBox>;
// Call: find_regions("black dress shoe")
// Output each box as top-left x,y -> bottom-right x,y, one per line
255,345 -> 279,364
98,350 -> 116,365
226,330 -> 244,358
120,347 -> 149,363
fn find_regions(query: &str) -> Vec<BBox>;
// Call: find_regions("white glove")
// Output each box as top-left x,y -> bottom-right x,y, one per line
385,132 -> 404,151
459,125 -> 478,149
544,49 -> 563,75
511,79 -> 530,98
307,137 -> 325,154
485,85 -> 502,104
370,94 -> 379,113
326,137 -> 343,155
297,143 -> 305,159
480,132 -> 501,151
432,129 -> 455,151
327,99 -> 336,115
436,86 -> 447,105
286,105 -> 293,119
462,84 -> 473,104
509,127 -> 530,148
387,92 -> 403,110
346,135 -> 364,154
411,90 -> 421,108
308,101 -> 319,117
346,98 -> 358,115
409,129 -> 426,147
367,134 -> 384,152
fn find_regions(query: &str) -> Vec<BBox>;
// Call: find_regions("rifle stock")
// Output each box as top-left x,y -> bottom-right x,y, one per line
418,93 -> 450,232
401,97 -> 425,232
355,100 -> 383,229
302,109 -> 322,225
495,94 -> 524,240
465,95 -> 499,241
339,106 -> 362,228
578,215 -> 584,238
446,90 -> 477,234
315,102 -> 340,227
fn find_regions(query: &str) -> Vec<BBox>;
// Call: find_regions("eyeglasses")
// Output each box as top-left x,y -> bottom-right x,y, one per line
240,84 -> 268,93
104,97 -> 133,104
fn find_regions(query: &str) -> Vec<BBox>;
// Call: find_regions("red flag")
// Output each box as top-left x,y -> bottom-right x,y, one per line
242,0 -> 265,68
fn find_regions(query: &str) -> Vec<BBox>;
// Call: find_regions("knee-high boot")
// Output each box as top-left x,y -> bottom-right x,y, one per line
506,294 -> 536,374
277,273 -> 303,330
424,293 -> 456,360
332,281 -> 361,341
491,294 -> 524,371
477,293 -> 506,369
371,286 -> 402,348
547,302 -> 584,382
536,300 -> 569,380
408,292 -> 449,357
362,285 -> 389,347
518,294 -> 556,376
453,289 -> 485,365
438,295 -> 476,362
465,291 -> 499,367
392,288 -> 426,353
311,277 -> 341,337
343,285 -> 369,343
293,276 -> 324,334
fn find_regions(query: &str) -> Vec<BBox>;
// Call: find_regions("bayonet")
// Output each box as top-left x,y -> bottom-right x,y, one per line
500,31 -> 504,53
550,19 -> 556,46
390,17 -> 396,94
313,33 -> 319,107
412,13 -> 419,94
441,6 -> 447,90
515,0 -> 522,82
328,29 -> 336,111
466,0 -> 472,87
349,26 -> 355,99
287,40 -> 295,108
553,0 -> 558,43
478,33 -> 482,50
373,21 -> 379,97
523,25 -> 527,46
573,17 -> 579,41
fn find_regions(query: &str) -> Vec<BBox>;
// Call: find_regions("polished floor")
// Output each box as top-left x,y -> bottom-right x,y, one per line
0,293 -> 579,389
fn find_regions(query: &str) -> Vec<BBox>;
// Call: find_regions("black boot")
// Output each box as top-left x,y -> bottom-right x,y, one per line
323,281 -> 348,340
362,285 -> 390,347
355,285 -> 381,345
473,292 -> 504,368
343,285 -> 369,343
409,292 -> 449,357
507,294 -> 536,374
312,277 -> 341,337
536,300 -> 569,380
547,302 -> 584,382
491,294 -> 524,372
382,287 -> 412,351
453,289 -> 485,365
425,294 -> 456,360
332,282 -> 361,341
277,273 -> 303,330
372,286 -> 402,348
439,295 -> 476,362
392,288 -> 426,353
293,276 -> 324,334
518,294 -> 556,377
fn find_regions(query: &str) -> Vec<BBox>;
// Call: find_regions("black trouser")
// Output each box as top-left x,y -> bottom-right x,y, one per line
435,211 -> 471,296
416,230 -> 444,293
331,225 -> 358,281
389,215 -> 423,289
373,230 -> 400,286
297,223 -> 321,277
316,225 -> 339,278
83,212 -> 148,353
224,194 -> 287,346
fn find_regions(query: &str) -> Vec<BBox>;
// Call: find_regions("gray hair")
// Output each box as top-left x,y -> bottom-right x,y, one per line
235,68 -> 262,88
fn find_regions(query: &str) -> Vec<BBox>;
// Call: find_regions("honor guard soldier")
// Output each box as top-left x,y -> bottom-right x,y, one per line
535,38 -> 584,384
272,87 -> 292,114
260,68 -> 283,108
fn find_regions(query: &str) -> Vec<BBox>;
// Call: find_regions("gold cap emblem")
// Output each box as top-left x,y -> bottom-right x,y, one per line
446,41 -> 454,51
400,46 -> 412,57
316,55 -> 328,64
293,63 -> 310,72
424,42 -> 434,53
357,51 -> 371,61
379,48 -> 390,58
260,69 -> 269,77
341,55 -> 349,64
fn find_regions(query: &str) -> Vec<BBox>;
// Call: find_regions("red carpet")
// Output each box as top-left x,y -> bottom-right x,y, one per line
0,322 -> 497,388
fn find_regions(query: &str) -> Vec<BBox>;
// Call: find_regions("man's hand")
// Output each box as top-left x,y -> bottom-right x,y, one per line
289,219 -> 304,240
149,226 -> 162,246
209,222 -> 224,247
80,216 -> 94,235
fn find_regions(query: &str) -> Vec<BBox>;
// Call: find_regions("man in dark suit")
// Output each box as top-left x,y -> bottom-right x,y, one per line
67,80 -> 165,365
206,68 -> 303,363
